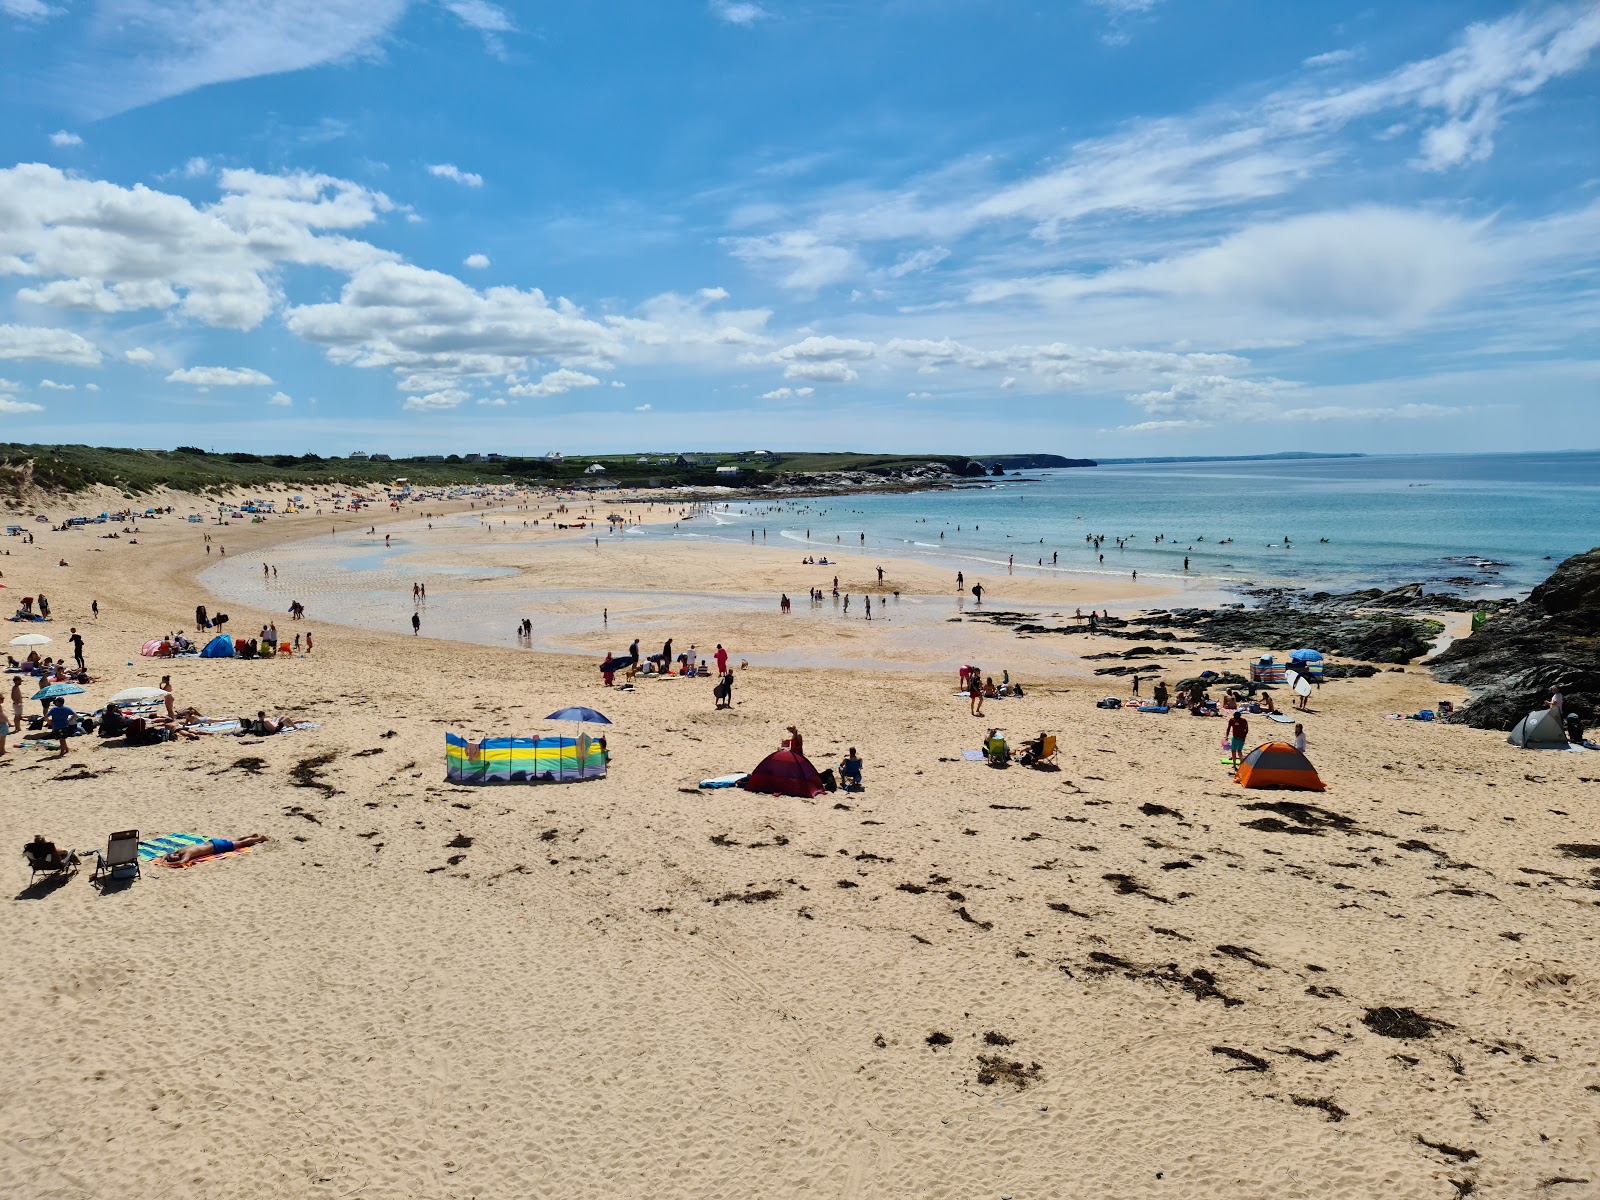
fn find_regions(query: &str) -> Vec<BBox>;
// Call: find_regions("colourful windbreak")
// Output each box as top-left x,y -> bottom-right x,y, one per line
445,734 -> 607,784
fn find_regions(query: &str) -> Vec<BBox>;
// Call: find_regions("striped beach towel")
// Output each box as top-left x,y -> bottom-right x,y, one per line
138,833 -> 256,867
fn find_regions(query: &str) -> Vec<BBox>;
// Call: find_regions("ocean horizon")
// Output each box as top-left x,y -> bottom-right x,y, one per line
665,448 -> 1600,599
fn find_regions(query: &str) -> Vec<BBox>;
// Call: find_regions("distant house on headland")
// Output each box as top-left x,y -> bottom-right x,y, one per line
715,465 -> 740,477
349,450 -> 370,460
676,453 -> 699,466
750,450 -> 776,460
370,454 -> 392,462
585,463 -> 607,474
545,451 -> 563,462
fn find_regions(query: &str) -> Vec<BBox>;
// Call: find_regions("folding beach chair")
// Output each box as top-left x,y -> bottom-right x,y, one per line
24,838 -> 78,884
1036,734 -> 1058,765
92,829 -> 141,882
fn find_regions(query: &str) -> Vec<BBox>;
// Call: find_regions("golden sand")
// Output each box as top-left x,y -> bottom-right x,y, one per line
4,488 -> 1597,1198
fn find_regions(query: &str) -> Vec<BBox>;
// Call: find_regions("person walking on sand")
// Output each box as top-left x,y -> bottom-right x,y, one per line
412,612 -> 421,636
68,627 -> 85,671
1227,711 -> 1249,767
91,599 -> 98,620
47,697 -> 77,757
971,582 -> 984,604
969,671 -> 984,717
305,630 -> 314,654
956,571 -> 964,592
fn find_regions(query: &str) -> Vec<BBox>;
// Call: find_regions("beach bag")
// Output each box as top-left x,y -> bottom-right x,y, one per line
1097,697 -> 1122,710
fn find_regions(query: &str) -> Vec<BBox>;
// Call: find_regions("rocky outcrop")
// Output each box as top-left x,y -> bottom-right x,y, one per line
762,463 -> 963,493
1430,546 -> 1600,730
1137,607 -> 1444,664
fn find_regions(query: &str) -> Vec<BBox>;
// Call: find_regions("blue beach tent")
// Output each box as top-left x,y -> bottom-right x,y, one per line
201,634 -> 234,658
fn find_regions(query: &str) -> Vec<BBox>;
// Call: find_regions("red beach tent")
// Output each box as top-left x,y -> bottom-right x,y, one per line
740,749 -> 826,798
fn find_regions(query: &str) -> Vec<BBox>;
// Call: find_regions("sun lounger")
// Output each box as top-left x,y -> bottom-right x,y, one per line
92,829 -> 141,882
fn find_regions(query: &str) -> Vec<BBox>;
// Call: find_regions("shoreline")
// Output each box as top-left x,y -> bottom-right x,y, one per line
8,483 -> 1600,1198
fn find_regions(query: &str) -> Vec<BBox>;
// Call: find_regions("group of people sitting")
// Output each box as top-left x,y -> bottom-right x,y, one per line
7,655 -> 91,685
981,729 -> 1054,768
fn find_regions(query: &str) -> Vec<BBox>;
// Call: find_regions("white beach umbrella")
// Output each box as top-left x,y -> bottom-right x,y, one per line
9,633 -> 51,647
107,686 -> 168,704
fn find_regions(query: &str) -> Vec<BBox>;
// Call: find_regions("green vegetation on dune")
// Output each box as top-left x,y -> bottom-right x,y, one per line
0,444 -> 1019,500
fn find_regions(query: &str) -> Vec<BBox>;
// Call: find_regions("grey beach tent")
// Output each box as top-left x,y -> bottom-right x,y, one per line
1508,707 -> 1568,749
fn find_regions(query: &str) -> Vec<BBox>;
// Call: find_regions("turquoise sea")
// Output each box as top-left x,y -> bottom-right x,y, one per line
673,450 -> 1600,598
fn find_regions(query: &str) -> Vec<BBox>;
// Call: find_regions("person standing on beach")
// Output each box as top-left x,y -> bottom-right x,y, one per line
412,612 -> 421,636
10,675 -> 23,730
91,599 -> 98,620
969,671 -> 984,717
68,628 -> 85,671
971,582 -> 984,604
306,631 -> 314,654
715,644 -> 728,675
956,571 -> 964,591
1227,711 -> 1249,767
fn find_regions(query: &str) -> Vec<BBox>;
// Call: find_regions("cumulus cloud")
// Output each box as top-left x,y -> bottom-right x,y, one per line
606,288 -> 773,361
463,253 -> 490,268
0,396 -> 46,414
759,386 -> 814,400
2,0 -> 63,21
633,402 -> 653,411
476,396 -> 510,406
123,347 -> 157,365
784,360 -> 856,383
506,368 -> 601,397
38,378 -> 74,390
609,380 -> 626,388
166,365 -> 274,386
48,130 -> 82,147
267,390 -> 293,406
403,389 -> 469,411
0,324 -> 101,365
286,261 -> 620,392
428,162 -> 484,187
84,382 -> 99,391
885,246 -> 949,278
0,164 -> 397,331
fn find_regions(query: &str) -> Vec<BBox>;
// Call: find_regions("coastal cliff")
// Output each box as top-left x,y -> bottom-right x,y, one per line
1431,545 -> 1600,729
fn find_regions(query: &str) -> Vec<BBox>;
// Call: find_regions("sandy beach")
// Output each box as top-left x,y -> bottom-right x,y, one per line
5,488 -> 1598,1199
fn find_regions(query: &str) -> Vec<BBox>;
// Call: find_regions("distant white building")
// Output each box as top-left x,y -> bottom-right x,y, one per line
751,449 -> 776,460
545,451 -> 563,461
585,463 -> 607,474
636,455 -> 650,464
349,450 -> 370,460
716,465 -> 740,477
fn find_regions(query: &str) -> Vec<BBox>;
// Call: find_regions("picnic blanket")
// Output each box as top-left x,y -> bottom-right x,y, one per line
962,749 -> 986,761
138,832 -> 256,867
699,773 -> 749,789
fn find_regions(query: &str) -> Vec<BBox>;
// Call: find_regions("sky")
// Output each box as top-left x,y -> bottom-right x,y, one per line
0,0 -> 1597,459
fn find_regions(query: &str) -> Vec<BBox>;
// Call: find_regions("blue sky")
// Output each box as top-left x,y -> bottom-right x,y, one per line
1,0 -> 1597,457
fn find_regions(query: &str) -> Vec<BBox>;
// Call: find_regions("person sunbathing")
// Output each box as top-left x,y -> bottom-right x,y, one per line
164,834 -> 268,865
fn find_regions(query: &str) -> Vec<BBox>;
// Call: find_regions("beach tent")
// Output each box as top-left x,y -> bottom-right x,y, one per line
740,749 -> 826,798
1235,742 -> 1326,791
1508,708 -> 1568,749
445,733 -> 606,783
139,639 -> 166,657
200,634 -> 234,658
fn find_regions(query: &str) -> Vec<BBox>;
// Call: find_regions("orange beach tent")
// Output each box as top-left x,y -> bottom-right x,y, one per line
1235,742 -> 1325,790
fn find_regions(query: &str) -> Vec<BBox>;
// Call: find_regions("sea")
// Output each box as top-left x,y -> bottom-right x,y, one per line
663,450 -> 1600,599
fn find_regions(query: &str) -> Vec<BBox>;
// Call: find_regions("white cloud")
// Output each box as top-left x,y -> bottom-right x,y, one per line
1,0 -> 60,20
84,382 -> 99,392
267,390 -> 293,406
768,335 -> 876,362
506,368 -> 602,397
285,262 -> 621,391
476,396 -> 510,407
48,130 -> 82,147
166,365 -> 274,386
1303,48 -> 1357,68
0,324 -> 101,365
609,380 -> 626,388
463,253 -> 490,269
606,288 -> 773,361
725,230 -> 859,292
66,0 -> 412,118
906,390 -> 931,400
633,402 -> 653,411
0,396 -> 46,414
428,162 -> 484,188
403,389 -> 469,411
442,0 -> 513,32
784,361 -> 857,383
0,164 -> 397,331
183,156 -> 211,178
123,347 -> 157,365
759,387 -> 814,400
0,378 -> 18,391
885,246 -> 949,278
711,1 -> 766,24
38,378 -> 74,390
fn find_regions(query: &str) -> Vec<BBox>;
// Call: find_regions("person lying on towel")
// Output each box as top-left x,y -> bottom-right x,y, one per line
165,834 -> 269,865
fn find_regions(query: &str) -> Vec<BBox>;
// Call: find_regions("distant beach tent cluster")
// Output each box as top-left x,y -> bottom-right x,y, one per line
445,734 -> 607,784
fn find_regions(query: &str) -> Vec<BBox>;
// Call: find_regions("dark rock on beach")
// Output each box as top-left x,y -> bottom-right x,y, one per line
1431,545 -> 1600,730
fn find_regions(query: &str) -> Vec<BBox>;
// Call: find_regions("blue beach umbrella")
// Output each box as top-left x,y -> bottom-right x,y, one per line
31,682 -> 86,701
545,706 -> 612,725
1289,648 -> 1324,662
